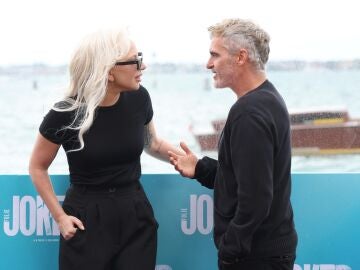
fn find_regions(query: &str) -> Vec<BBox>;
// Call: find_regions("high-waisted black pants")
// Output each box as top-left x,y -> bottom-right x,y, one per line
59,183 -> 158,270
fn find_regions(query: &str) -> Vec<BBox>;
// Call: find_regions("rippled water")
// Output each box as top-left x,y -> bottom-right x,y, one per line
1,69 -> 360,174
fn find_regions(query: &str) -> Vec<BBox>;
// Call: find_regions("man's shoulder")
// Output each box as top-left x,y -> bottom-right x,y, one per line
229,92 -> 266,118
229,87 -> 286,123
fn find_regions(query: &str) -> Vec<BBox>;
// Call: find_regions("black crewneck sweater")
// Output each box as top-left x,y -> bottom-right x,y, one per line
194,80 -> 297,262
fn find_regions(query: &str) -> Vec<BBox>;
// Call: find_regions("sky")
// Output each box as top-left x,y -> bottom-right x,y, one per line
1,0 -> 359,66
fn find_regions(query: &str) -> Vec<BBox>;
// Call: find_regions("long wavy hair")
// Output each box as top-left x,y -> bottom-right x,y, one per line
54,28 -> 131,151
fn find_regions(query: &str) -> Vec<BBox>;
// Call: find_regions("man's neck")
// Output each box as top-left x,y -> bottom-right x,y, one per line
233,71 -> 267,98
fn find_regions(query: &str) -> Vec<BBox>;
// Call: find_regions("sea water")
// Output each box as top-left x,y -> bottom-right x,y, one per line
1,68 -> 360,174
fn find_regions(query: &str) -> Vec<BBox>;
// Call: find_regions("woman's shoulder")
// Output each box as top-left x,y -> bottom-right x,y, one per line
126,85 -> 151,102
42,101 -> 78,126
138,85 -> 150,97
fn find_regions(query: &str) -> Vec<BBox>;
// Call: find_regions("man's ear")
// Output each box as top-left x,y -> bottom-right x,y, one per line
237,49 -> 248,65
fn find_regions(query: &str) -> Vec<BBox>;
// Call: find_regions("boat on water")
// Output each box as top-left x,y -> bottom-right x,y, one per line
193,108 -> 360,156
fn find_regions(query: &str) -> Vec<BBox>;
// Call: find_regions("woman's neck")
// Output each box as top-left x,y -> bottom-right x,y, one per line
100,92 -> 120,107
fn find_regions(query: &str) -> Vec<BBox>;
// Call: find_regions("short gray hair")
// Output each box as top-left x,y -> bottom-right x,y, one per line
208,19 -> 270,70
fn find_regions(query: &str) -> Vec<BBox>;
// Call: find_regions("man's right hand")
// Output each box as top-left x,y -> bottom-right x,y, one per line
168,142 -> 198,178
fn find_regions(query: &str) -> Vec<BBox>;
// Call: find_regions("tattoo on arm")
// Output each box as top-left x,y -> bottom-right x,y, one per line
144,124 -> 153,148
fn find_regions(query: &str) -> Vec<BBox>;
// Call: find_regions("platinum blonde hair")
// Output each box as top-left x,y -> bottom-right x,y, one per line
54,28 -> 132,151
208,18 -> 270,70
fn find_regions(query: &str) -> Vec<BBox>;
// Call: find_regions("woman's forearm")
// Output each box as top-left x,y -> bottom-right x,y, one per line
146,138 -> 184,162
29,169 -> 66,223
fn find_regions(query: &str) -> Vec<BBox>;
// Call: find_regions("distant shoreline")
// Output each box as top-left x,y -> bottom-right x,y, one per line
1,59 -> 360,76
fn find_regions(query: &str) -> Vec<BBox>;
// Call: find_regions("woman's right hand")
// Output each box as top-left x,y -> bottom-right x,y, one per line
57,214 -> 85,240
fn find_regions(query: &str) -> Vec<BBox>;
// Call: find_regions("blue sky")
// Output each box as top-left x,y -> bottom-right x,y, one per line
1,0 -> 359,65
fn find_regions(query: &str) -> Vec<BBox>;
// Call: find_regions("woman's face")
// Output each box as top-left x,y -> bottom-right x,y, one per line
109,42 -> 146,92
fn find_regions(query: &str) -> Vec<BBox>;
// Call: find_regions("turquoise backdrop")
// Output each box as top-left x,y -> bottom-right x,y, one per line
0,174 -> 359,270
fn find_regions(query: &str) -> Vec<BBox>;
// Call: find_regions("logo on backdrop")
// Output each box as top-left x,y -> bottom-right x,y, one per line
181,194 -> 213,235
3,195 -> 64,238
293,265 -> 351,270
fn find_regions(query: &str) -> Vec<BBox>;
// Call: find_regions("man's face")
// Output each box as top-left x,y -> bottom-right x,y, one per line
206,37 -> 236,89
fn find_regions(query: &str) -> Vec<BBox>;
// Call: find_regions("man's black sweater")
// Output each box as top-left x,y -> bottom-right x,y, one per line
194,80 -> 297,262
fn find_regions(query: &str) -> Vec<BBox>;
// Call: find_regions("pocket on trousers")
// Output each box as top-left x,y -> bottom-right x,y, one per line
61,228 -> 84,244
134,198 -> 159,229
61,204 -> 87,249
62,203 -> 86,226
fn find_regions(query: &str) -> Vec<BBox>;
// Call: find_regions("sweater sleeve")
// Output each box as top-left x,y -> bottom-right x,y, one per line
193,156 -> 218,189
218,113 -> 274,261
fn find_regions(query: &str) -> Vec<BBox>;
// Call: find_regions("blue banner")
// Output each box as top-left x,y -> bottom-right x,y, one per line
0,174 -> 359,270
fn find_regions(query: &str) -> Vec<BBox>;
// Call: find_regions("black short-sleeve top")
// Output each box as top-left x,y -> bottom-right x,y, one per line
39,85 -> 153,187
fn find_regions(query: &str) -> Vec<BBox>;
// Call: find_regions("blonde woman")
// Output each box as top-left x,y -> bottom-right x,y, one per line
29,28 -> 183,270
